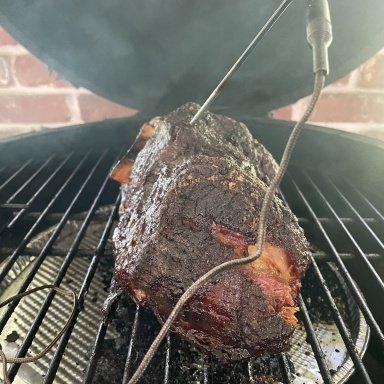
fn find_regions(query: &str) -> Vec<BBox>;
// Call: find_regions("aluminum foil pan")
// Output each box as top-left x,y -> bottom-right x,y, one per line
0,205 -> 370,384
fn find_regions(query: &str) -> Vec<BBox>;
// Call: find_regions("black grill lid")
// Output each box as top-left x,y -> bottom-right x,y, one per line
1,0 -> 384,116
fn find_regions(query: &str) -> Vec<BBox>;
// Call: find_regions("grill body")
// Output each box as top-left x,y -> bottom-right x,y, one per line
0,116 -> 383,383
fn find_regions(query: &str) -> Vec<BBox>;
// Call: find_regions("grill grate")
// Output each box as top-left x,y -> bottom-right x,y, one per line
0,142 -> 383,384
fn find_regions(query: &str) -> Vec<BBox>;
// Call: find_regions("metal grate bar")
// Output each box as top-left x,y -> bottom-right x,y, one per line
9,209 -> 380,227
0,203 -> 29,210
309,256 -> 373,383
0,246 -> 113,258
277,353 -> 292,384
247,361 -> 255,384
1,247 -> 381,263
303,171 -> 384,294
9,210 -> 113,222
311,252 -> 381,261
78,196 -> 119,303
325,174 -> 384,250
298,295 -> 333,384
203,356 -> 210,384
82,321 -> 109,383
42,193 -> 121,383
343,176 -> 384,222
6,153 -> 74,229
0,152 -> 87,282
278,191 -> 333,384
82,273 -> 128,384
299,217 -> 378,225
0,158 -> 32,192
287,175 -> 384,347
6,149 -> 113,380
122,304 -> 141,384
3,155 -> 55,204
163,335 -> 171,384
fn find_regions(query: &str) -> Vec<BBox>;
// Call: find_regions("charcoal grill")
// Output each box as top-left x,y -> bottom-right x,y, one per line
1,1 -> 384,383
0,118 -> 383,384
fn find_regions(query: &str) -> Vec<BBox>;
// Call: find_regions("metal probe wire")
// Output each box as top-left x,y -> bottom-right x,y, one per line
128,70 -> 326,384
190,0 -> 294,124
0,285 -> 77,384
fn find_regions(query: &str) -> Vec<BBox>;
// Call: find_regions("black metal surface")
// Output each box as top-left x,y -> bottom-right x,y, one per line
0,118 -> 383,383
1,1 -> 384,116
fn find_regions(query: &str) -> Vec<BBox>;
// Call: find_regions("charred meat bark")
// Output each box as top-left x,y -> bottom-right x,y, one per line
111,103 -> 310,362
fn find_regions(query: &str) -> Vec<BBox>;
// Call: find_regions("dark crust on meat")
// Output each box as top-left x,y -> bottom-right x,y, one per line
113,102 -> 311,362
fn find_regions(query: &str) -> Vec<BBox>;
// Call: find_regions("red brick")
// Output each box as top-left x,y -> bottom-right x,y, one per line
78,94 -> 137,122
328,73 -> 351,88
309,93 -> 384,124
0,56 -> 13,87
14,55 -> 73,87
269,105 -> 292,120
0,27 -> 17,45
357,55 -> 384,89
0,95 -> 71,123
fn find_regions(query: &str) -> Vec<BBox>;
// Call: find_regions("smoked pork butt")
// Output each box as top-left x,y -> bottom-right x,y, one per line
111,103 -> 311,362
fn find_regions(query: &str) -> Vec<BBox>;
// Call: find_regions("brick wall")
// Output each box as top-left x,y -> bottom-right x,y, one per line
0,27 -> 137,139
270,50 -> 384,140
1,26 -> 383,140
